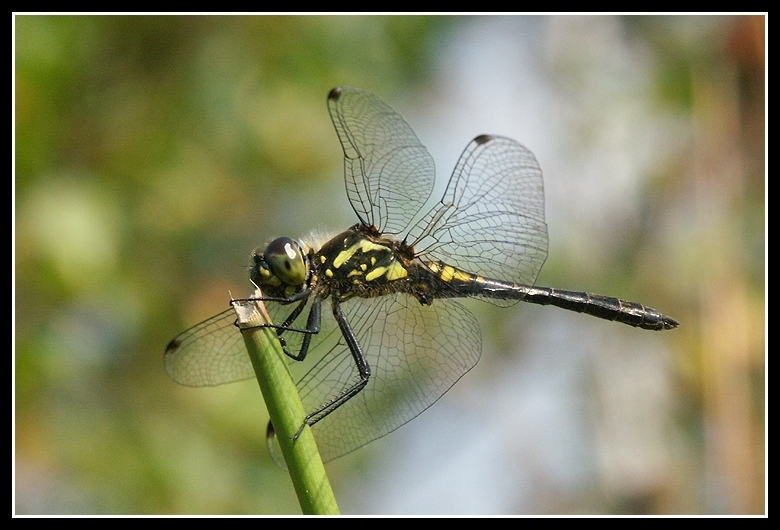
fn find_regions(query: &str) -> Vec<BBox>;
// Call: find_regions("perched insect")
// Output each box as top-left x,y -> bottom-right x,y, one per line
165,86 -> 678,463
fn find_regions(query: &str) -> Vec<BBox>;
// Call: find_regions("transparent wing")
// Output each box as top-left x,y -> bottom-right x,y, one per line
167,293 -> 482,463
328,86 -> 435,235
164,309 -> 252,386
407,135 -> 549,304
164,300 -> 313,387
286,293 -> 482,463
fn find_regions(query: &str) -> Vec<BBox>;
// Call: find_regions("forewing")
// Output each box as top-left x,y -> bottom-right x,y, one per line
327,86 -> 435,235
166,291 -> 482,462
164,299 -> 316,387
408,135 -> 549,301
164,309 -> 253,386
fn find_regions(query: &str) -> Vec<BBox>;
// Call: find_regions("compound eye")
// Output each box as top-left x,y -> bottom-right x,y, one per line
264,237 -> 306,286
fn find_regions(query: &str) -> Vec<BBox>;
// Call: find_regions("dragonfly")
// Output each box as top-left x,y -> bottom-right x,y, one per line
165,86 -> 678,463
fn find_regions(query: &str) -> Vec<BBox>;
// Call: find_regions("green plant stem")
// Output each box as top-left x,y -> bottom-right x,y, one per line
233,295 -> 340,515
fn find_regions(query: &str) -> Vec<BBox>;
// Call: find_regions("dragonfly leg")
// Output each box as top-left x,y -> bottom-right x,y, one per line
277,296 -> 321,362
231,292 -> 322,361
293,295 -> 371,439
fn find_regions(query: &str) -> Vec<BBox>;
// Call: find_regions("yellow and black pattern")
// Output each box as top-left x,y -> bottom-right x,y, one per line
165,86 -> 678,464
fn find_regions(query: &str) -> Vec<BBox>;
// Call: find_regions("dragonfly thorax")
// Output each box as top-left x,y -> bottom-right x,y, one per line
314,226 -> 412,300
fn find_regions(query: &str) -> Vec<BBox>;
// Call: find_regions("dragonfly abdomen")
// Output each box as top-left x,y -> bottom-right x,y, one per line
519,286 -> 679,331
421,261 -> 677,331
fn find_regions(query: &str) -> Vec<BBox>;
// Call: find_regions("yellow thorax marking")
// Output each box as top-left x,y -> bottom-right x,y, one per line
365,260 -> 408,282
364,266 -> 387,282
333,239 -> 386,269
387,260 -> 407,281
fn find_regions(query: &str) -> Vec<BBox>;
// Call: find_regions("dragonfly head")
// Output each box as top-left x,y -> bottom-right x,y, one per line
250,237 -> 308,291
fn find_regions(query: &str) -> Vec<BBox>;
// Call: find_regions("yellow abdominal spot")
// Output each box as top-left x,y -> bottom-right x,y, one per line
452,269 -> 473,283
435,263 -> 472,283
439,265 -> 455,282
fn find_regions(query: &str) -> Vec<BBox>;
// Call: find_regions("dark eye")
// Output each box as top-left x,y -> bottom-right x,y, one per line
264,237 -> 306,286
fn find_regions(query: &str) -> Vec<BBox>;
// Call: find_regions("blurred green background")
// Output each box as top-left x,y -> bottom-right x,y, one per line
14,15 -> 765,515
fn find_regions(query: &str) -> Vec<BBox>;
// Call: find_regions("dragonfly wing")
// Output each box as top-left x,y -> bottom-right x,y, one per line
328,86 -> 436,236
164,300 -> 317,387
164,308 -> 254,387
288,293 -> 481,462
408,135 -> 549,302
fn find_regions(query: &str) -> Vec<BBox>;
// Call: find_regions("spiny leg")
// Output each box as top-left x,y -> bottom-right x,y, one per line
231,292 -> 322,361
293,295 -> 371,440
